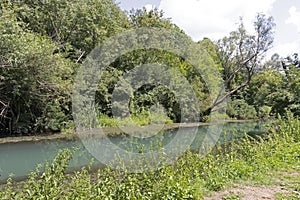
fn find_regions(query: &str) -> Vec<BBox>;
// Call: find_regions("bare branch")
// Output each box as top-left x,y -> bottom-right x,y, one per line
213,82 -> 248,108
76,51 -> 86,63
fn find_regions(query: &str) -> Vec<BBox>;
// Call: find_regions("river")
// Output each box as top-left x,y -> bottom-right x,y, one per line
0,121 -> 268,182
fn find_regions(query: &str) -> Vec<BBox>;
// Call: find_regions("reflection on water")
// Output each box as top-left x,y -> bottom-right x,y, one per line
0,121 -> 269,181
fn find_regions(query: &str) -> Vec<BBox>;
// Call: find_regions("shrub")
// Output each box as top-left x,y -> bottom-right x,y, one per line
98,110 -> 172,128
258,105 -> 272,119
227,99 -> 257,119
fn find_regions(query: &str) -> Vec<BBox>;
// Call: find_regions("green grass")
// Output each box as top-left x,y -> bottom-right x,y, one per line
1,116 -> 300,199
98,111 -> 173,128
272,171 -> 300,199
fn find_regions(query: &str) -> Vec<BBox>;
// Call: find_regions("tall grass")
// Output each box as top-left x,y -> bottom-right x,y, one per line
98,111 -> 173,127
1,117 -> 300,199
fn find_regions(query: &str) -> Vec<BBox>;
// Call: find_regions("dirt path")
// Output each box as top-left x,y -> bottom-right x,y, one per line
204,171 -> 300,200
204,185 -> 291,200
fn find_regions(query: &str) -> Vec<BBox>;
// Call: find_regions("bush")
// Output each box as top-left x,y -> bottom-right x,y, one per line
258,105 -> 272,119
227,99 -> 257,119
98,110 -> 173,128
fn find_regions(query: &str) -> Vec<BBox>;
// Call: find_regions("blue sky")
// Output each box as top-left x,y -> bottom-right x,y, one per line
115,0 -> 300,58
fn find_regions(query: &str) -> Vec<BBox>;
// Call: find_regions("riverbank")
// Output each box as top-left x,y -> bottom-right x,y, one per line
0,119 -> 265,184
0,119 -> 257,144
0,117 -> 298,199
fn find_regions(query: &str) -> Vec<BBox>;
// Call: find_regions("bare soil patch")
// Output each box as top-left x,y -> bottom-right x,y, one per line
204,185 -> 290,200
205,171 -> 300,200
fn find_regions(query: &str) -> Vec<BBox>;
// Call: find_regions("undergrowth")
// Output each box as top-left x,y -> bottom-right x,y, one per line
98,111 -> 173,127
0,116 -> 300,199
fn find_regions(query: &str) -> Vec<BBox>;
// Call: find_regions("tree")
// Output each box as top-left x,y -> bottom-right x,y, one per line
247,69 -> 288,116
93,9 -> 216,122
282,54 -> 300,116
128,7 -> 182,31
246,53 -> 300,117
12,0 -> 129,61
212,14 -> 275,111
0,0 -> 131,134
0,3 -> 74,134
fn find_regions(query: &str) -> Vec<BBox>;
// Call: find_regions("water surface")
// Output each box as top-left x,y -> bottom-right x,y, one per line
0,121 -> 268,182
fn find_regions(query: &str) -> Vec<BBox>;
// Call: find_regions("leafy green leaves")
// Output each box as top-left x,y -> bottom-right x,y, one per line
0,5 -> 74,134
14,0 -> 129,61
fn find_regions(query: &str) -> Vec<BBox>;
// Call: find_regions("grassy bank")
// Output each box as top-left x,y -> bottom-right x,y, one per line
0,117 -> 299,199
0,118 -> 259,144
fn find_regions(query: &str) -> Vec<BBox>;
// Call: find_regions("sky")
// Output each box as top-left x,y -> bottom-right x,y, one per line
115,0 -> 300,59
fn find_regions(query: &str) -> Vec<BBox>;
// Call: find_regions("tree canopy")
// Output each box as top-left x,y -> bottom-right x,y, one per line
0,1 -> 299,135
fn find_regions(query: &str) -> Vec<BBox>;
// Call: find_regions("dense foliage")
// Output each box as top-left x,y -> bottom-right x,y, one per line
0,5 -> 75,133
0,1 -> 299,135
0,0 -> 128,134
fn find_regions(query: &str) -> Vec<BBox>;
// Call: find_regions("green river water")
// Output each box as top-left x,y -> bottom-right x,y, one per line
0,121 -> 268,182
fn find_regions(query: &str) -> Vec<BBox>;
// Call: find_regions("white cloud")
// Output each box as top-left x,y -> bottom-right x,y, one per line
285,6 -> 300,32
158,0 -> 276,41
269,40 -> 300,58
145,4 -> 155,12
